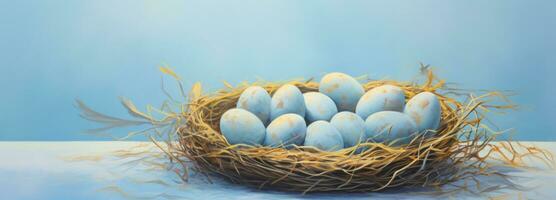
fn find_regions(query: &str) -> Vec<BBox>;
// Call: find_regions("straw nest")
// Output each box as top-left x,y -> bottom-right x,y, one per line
77,68 -> 553,194
162,70 -> 550,193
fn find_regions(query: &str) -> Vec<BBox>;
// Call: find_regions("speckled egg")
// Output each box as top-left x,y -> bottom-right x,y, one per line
355,85 -> 405,119
364,111 -> 418,146
304,121 -> 344,151
219,108 -> 266,145
319,72 -> 364,112
264,114 -> 307,147
236,86 -> 271,125
303,92 -> 338,123
270,84 -> 306,120
330,112 -> 365,148
404,92 -> 441,134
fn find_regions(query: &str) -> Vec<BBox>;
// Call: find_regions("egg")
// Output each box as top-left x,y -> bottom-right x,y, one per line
404,92 -> 441,135
264,114 -> 307,147
355,85 -> 405,119
364,111 -> 418,146
303,92 -> 338,123
319,72 -> 364,112
219,108 -> 266,145
304,121 -> 344,151
236,86 -> 271,125
330,112 -> 365,148
270,84 -> 306,120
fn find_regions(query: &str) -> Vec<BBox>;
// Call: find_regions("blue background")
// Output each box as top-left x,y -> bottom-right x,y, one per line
0,0 -> 554,141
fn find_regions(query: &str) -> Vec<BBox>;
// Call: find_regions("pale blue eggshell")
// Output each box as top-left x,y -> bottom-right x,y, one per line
236,86 -> 271,125
303,92 -> 338,123
219,108 -> 266,145
319,72 -> 364,112
264,114 -> 307,147
356,85 -> 405,119
330,111 -> 365,148
364,111 -> 418,146
404,92 -> 441,134
270,84 -> 306,120
304,121 -> 344,151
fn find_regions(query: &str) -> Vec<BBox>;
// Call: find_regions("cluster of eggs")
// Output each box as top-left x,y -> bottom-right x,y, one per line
219,72 -> 441,151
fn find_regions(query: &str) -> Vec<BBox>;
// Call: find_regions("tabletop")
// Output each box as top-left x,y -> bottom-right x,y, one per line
0,141 -> 554,200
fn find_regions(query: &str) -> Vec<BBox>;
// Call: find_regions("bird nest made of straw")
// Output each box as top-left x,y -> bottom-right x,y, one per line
78,68 -> 553,194
161,70 -> 550,194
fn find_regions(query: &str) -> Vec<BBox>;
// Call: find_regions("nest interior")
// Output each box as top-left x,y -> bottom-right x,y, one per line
172,72 -> 516,193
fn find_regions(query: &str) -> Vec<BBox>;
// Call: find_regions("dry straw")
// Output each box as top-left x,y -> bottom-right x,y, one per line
78,67 -> 553,194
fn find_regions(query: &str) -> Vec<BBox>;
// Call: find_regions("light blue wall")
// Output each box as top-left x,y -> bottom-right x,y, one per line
0,1 -> 554,140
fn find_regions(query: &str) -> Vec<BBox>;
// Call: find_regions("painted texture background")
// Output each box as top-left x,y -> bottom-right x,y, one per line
1,0 -> 554,140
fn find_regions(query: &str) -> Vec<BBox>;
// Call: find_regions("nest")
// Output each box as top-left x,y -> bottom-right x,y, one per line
78,68 -> 553,194
162,71 -> 549,194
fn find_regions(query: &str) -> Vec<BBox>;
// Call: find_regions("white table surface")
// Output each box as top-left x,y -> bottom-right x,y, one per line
0,141 -> 554,200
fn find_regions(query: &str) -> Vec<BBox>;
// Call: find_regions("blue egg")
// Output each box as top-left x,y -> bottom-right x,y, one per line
304,121 -> 344,151
364,111 -> 418,146
356,85 -> 405,119
219,108 -> 266,145
319,72 -> 364,112
270,84 -> 306,120
236,86 -> 271,125
303,92 -> 338,123
264,114 -> 307,147
330,112 -> 365,148
404,92 -> 441,135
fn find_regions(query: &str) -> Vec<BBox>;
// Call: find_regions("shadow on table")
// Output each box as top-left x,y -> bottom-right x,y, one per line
94,159 -> 552,199
63,143 -> 554,200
